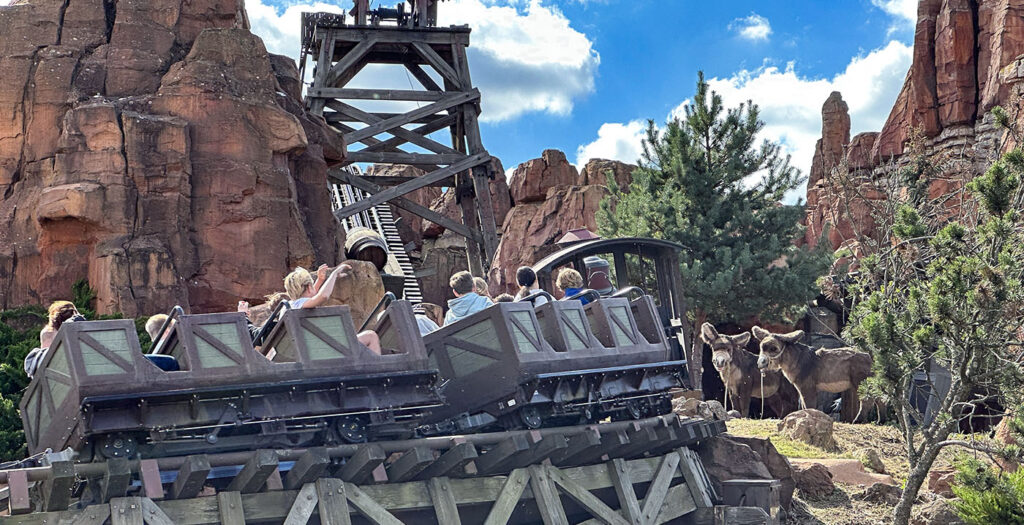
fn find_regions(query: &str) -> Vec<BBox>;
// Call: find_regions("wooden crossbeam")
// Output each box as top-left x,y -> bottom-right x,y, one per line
283,483 -> 318,525
316,478 -> 352,525
344,482 -> 403,525
40,459 -> 75,511
308,88 -> 449,101
529,464 -> 568,525
546,465 -> 630,525
608,458 -> 642,525
677,447 -> 714,509
172,455 -> 210,500
483,468 -> 529,525
412,441 -> 478,481
101,458 -> 131,503
360,113 -> 458,154
344,89 -> 480,144
327,100 -> 459,155
139,459 -> 164,501
405,62 -> 442,91
427,477 -> 461,525
227,449 -> 279,494
337,444 -> 387,485
411,42 -> 462,88
386,447 -> 435,483
8,469 -> 30,515
475,434 -> 532,475
640,453 -> 680,525
325,38 -> 377,86
109,497 -> 143,525
218,491 -> 246,525
285,448 -> 331,490
346,151 -> 466,165
325,111 -> 443,125
333,153 -> 489,220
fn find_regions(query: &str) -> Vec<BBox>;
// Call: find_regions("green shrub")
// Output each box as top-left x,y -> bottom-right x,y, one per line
951,456 -> 1024,524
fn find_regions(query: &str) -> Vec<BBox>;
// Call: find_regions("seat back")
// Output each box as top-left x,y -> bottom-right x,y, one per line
630,295 -> 668,345
534,300 -> 603,352
584,297 -> 643,348
168,312 -> 262,375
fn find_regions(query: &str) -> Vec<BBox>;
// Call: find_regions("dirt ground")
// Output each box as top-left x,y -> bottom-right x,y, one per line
725,418 -> 999,525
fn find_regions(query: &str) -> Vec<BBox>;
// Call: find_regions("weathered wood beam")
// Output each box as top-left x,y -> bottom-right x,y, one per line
344,89 -> 480,144
336,444 -> 386,485
40,459 -> 75,511
385,447 -> 434,483
411,41 -> 462,89
361,114 -> 458,154
8,469 -> 30,515
227,449 -> 279,494
217,491 -> 246,525
330,27 -> 470,45
608,458 -> 642,525
325,38 -> 377,86
327,100 -> 459,154
172,455 -> 211,500
325,112 -> 443,125
109,497 -> 144,525
427,477 -> 461,525
545,466 -> 629,525
307,88 -> 449,102
315,478 -> 352,525
404,62 -> 442,91
528,464 -> 569,525
333,153 -> 489,219
482,468 -> 529,525
101,458 -> 132,503
284,483 -> 318,525
345,151 -> 466,165
284,448 -> 331,490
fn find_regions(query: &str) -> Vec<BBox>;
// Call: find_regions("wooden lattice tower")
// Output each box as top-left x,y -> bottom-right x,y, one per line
302,4 -> 499,275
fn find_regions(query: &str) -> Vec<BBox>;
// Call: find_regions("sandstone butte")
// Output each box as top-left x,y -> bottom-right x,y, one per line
806,0 -> 1024,250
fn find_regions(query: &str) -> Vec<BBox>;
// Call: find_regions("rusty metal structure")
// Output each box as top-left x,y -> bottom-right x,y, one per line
301,1 -> 499,277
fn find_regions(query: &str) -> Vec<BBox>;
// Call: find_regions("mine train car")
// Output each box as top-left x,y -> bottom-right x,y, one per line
418,236 -> 692,434
20,300 -> 441,461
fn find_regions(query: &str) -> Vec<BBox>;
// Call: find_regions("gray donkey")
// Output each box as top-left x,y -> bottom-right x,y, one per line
701,323 -> 797,418
752,326 -> 872,423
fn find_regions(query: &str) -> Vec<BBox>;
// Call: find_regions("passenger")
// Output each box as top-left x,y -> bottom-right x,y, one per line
145,314 -> 174,345
24,326 -> 56,379
283,265 -> 383,354
556,268 -> 591,305
444,271 -> 493,325
473,276 -> 491,298
419,303 -> 444,327
413,304 -> 439,335
515,266 -> 549,305
494,293 -> 515,303
47,301 -> 85,332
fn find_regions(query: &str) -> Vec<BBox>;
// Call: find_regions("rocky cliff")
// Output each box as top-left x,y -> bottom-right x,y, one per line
0,0 -> 346,316
806,0 -> 1024,249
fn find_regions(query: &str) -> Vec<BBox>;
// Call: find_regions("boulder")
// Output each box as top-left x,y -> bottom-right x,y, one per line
792,462 -> 835,499
577,158 -> 636,189
325,261 -> 386,329
777,409 -> 838,451
910,498 -> 965,525
673,397 -> 703,418
928,466 -> 956,498
854,482 -> 902,506
705,400 -> 728,421
856,448 -> 887,474
507,149 -> 578,203
729,436 -> 795,510
789,458 -> 895,487
695,436 -> 773,497
726,409 -> 742,420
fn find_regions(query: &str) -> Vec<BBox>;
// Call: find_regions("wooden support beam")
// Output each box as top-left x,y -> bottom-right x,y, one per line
474,434 -> 531,475
101,458 -> 132,503
109,497 -> 144,525
284,448 -> 331,490
283,483 -> 318,525
621,424 -> 659,459
337,444 -> 387,485
329,27 -> 470,45
688,506 -> 772,525
677,447 -> 715,507
411,42 -> 462,88
139,459 -> 164,501
344,482 -> 404,525
572,430 -> 630,466
344,89 -> 480,144
333,153 -> 488,219
40,459 -> 75,511
8,469 -> 30,515
412,441 -> 478,481
482,468 -> 529,525
345,151 -> 466,165
386,447 -> 435,483
327,100 -> 459,155
139,498 -> 176,525
172,455 -> 211,500
227,449 -> 279,494
529,464 -> 569,525
405,62 -> 442,91
326,111 -> 444,125
427,477 -> 461,525
308,88 -> 449,102
511,432 -> 568,467
218,491 -> 246,525
316,478 -> 352,525
639,453 -> 680,525
68,504 -> 111,524
360,113 -> 458,154
549,428 -> 602,466
325,37 -> 377,86
309,28 -> 335,115
608,458 -> 643,525
546,465 -> 629,525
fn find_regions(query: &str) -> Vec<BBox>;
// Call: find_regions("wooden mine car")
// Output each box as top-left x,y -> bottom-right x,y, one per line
20,300 -> 441,461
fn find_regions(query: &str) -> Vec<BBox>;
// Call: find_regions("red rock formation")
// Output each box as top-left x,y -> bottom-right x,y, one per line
0,0 -> 345,316
421,157 -> 511,239
577,158 -> 636,189
507,149 -> 578,203
808,92 -> 850,191
364,164 -> 442,249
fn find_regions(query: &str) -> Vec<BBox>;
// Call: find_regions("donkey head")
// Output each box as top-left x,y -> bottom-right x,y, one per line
700,323 -> 751,372
751,326 -> 804,370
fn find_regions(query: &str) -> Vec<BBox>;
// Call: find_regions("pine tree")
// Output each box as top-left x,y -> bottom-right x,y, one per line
598,72 -> 831,390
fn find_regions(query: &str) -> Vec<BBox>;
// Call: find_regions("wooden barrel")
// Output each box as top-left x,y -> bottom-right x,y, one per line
345,227 -> 389,270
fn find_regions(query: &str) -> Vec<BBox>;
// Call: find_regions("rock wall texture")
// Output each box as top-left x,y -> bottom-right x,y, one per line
806,0 -> 1024,249
0,0 -> 346,316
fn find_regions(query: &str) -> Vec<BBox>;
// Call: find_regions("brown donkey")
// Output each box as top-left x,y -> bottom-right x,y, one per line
752,326 -> 873,423
701,323 -> 797,418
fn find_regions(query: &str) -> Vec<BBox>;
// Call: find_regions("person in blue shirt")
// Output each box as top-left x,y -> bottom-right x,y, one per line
444,271 -> 493,325
556,267 -> 591,305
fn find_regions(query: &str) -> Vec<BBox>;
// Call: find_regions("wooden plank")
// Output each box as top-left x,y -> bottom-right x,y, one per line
475,434 -> 532,475
412,441 -> 478,481
337,444 -> 387,485
328,100 -> 459,155
343,482 -> 404,525
640,453 -> 680,525
516,433 -> 568,466
140,498 -> 176,525
621,425 -> 659,459
102,458 -> 132,503
41,459 -> 75,511
405,62 -> 442,91
8,469 -> 30,515
265,468 -> 285,492
482,468 -> 529,525
333,153 -> 489,219
344,89 -> 480,144
427,477 -> 461,525
68,504 -> 112,525
315,478 -> 352,525
385,447 -> 435,483
139,459 -> 165,501
217,491 -> 246,525
171,455 -> 211,500
528,464 -> 568,525
411,42 -> 462,88
546,465 -> 629,525
549,428 -> 602,466
573,430 -> 630,466
109,497 -> 144,525
325,37 -> 377,86
359,113 -> 457,155
329,27 -> 470,45
309,28 -> 334,115
345,151 -> 467,165
307,87 -> 449,101
651,485 -> 698,524
677,448 -> 714,508
283,482 -> 318,525
609,458 -> 643,525
227,449 -> 279,494
284,447 -> 331,490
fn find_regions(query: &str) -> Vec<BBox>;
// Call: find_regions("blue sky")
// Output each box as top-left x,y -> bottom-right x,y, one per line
249,0 -> 917,196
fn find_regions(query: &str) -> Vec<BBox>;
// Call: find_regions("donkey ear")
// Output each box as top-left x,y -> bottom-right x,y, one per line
778,330 -> 805,343
750,326 -> 770,341
732,332 -> 751,346
700,322 -> 719,343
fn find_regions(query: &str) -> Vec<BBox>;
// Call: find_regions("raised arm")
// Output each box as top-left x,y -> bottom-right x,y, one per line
312,264 -> 329,293
301,264 -> 351,308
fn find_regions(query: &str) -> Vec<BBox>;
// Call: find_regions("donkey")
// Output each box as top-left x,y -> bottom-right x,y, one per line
701,323 -> 797,418
752,326 -> 873,423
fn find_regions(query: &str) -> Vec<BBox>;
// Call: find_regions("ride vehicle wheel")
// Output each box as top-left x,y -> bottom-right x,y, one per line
334,417 -> 368,443
96,433 -> 138,459
518,406 -> 543,429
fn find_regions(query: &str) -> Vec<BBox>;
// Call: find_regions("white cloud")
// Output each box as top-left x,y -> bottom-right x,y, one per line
730,13 -> 772,42
575,40 -> 913,200
871,0 -> 917,25
575,121 -> 648,168
245,0 -> 598,123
